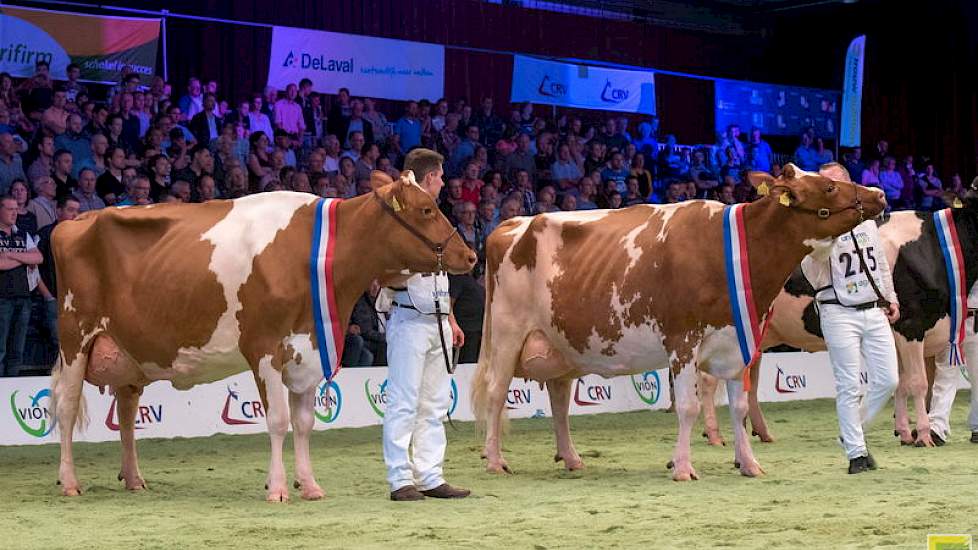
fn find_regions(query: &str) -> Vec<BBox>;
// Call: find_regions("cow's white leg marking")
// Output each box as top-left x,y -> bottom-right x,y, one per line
671,361 -> 700,481
55,352 -> 86,496
260,356 -> 291,502
726,376 -> 764,477
289,386 -> 323,500
547,378 -> 583,470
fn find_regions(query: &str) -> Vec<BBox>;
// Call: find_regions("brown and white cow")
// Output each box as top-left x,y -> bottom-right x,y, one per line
471,164 -> 885,481
701,198 -> 978,447
50,173 -> 476,500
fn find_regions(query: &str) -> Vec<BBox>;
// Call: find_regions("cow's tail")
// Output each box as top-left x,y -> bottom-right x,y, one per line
49,351 -> 88,435
471,247 -> 509,437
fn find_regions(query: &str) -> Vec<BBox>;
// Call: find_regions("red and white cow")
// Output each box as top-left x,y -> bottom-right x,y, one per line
701,199 -> 978,447
470,164 -> 885,480
50,173 -> 476,500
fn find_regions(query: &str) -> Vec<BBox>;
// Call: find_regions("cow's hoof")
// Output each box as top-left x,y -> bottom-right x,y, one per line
733,461 -> 740,469
753,430 -> 775,443
554,453 -> 585,471
299,482 -> 325,501
266,486 -> 290,503
125,478 -> 147,491
671,464 -> 699,481
486,461 -> 513,475
739,460 -> 765,478
61,485 -> 82,497
666,460 -> 674,470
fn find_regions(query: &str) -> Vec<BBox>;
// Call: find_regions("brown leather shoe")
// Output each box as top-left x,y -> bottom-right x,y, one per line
421,483 -> 471,499
390,485 -> 425,501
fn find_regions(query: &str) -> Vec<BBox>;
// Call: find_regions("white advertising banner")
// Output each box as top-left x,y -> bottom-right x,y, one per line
510,55 -> 656,114
2,354 -> 969,446
266,26 -> 444,101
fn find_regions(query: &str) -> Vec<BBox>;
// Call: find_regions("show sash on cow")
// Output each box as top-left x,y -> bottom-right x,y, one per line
471,163 -> 885,481
49,172 -> 476,500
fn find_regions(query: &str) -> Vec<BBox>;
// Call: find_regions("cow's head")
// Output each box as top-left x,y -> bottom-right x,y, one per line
748,162 -> 886,243
370,170 -> 477,275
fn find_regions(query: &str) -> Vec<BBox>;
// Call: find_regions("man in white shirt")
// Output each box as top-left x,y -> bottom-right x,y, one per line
927,283 -> 978,445
802,217 -> 899,473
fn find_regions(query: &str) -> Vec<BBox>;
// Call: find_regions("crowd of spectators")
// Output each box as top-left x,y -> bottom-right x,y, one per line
0,60 -> 971,375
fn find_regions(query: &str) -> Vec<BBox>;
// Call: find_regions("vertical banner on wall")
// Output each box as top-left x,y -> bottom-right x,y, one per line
266,26 -> 444,101
510,55 -> 656,114
840,35 -> 866,148
0,5 -> 160,84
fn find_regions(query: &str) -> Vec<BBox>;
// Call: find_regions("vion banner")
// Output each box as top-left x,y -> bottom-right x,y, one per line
267,26 -> 444,101
0,5 -> 160,84
511,55 -> 656,114
840,35 -> 866,147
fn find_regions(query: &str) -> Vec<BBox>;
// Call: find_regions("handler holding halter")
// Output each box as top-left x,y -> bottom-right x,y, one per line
381,148 -> 470,501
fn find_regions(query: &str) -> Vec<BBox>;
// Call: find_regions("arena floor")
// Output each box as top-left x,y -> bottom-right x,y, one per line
2,397 -> 976,549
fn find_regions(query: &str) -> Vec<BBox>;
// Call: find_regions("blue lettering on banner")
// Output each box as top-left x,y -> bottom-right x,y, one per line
600,79 -> 630,103
282,50 -> 355,73
538,75 -> 567,98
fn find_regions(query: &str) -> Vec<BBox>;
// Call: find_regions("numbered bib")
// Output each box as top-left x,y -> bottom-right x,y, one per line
828,221 -> 883,306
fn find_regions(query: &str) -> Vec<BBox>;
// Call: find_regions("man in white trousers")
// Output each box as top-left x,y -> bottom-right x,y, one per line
381,148 -> 470,501
802,218 -> 900,473
928,283 -> 978,445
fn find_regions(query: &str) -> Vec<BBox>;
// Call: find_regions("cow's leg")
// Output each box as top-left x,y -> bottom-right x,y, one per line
483,369 -> 515,474
747,363 -> 774,442
726,377 -> 764,477
547,377 -> 583,470
670,361 -> 700,481
115,385 -> 146,491
54,352 -> 87,496
895,340 -> 933,447
698,372 -> 725,446
257,360 -> 291,502
893,354 -> 913,445
289,386 -> 324,500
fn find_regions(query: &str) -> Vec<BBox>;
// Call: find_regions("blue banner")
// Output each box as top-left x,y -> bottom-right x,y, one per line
715,80 -> 840,138
510,55 -> 655,114
840,35 -> 866,147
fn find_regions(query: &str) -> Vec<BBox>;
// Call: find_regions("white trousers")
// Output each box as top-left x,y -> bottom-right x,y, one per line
929,325 -> 978,438
382,306 -> 453,492
820,304 -> 899,459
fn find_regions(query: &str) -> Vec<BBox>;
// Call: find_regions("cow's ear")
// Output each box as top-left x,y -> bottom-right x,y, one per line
818,162 -> 852,183
747,171 -> 776,196
369,170 -> 394,191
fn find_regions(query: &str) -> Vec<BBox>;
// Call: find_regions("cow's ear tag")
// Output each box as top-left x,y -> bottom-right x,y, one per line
779,193 -> 791,207
757,182 -> 770,196
390,196 -> 403,212
953,197 -> 964,209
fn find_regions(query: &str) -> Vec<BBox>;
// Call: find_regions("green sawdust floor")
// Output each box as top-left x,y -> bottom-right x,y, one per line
1,396 -> 976,549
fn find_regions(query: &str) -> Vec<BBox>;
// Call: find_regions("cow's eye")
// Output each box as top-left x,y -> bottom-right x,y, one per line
422,207 -> 433,216
826,184 -> 837,193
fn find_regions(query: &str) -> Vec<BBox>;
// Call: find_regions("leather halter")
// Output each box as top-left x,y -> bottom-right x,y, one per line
373,190 -> 461,269
770,179 -> 865,223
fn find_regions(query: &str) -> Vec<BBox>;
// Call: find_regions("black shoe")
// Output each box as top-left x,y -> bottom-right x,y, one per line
390,485 -> 425,501
971,431 -> 978,444
420,483 -> 471,499
848,456 -> 871,474
865,452 -> 878,470
931,431 -> 946,447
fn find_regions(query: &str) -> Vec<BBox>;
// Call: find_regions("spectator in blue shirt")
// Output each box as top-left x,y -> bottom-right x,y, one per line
747,128 -> 773,173
793,132 -> 821,171
394,101 -> 422,152
54,114 -> 91,179
601,152 -> 630,193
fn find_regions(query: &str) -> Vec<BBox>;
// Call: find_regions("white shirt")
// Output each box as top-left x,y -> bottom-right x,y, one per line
801,219 -> 897,306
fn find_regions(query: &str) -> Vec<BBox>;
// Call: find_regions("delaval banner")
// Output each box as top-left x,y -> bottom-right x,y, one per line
510,55 -> 656,115
840,35 -> 866,148
267,26 -> 444,101
0,5 -> 160,84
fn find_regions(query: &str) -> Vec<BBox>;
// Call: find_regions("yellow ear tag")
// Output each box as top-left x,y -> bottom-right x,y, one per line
757,182 -> 770,196
779,193 -> 791,207
953,197 -> 964,209
390,196 -> 402,212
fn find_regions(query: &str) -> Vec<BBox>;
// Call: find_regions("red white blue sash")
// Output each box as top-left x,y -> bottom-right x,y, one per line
934,208 -> 967,366
310,198 -> 344,381
723,204 -> 768,375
